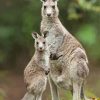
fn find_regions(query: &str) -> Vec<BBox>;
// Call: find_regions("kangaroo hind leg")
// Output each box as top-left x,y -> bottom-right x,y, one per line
73,82 -> 82,100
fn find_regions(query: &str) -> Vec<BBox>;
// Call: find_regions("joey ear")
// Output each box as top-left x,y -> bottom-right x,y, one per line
43,31 -> 49,38
32,32 -> 39,39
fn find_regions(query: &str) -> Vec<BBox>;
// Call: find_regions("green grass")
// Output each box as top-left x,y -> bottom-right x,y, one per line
59,89 -> 97,100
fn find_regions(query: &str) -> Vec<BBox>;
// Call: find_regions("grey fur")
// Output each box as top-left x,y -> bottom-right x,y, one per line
41,0 -> 89,100
21,33 -> 50,100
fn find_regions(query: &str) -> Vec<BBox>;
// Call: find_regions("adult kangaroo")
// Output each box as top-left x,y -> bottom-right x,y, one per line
40,0 -> 89,100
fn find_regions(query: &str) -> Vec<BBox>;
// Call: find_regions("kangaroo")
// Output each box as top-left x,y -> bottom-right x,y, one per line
40,0 -> 89,100
22,31 -> 50,100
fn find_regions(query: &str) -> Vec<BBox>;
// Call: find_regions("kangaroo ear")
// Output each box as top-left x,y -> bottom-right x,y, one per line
32,32 -> 39,39
53,0 -> 59,2
43,31 -> 49,38
40,0 -> 47,2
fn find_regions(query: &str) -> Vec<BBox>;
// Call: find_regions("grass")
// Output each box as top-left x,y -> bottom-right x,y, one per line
59,89 -> 97,100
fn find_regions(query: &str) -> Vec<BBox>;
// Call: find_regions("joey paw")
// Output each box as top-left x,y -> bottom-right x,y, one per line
45,69 -> 50,75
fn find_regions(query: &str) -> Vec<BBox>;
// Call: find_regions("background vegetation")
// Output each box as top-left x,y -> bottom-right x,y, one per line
0,0 -> 100,100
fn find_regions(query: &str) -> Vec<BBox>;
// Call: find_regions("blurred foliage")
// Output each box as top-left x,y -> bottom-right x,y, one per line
68,0 -> 100,20
0,0 -> 100,69
76,24 -> 96,45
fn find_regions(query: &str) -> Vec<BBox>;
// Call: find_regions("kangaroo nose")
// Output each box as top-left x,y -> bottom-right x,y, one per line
40,47 -> 42,50
47,14 -> 51,17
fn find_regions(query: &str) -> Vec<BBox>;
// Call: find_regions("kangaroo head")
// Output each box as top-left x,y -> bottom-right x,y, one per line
32,31 -> 49,52
41,0 -> 59,18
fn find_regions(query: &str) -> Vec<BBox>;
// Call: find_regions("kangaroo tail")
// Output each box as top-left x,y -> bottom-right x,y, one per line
21,92 -> 34,100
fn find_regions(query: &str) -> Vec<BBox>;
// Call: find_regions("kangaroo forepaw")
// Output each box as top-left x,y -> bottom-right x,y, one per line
50,53 -> 62,60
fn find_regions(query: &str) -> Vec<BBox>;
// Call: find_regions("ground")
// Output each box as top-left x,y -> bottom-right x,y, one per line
0,65 -> 100,100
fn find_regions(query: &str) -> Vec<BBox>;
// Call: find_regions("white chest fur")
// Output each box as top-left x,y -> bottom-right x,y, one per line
39,51 -> 50,71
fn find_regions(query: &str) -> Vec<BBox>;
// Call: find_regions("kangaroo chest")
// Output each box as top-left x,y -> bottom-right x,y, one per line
46,29 -> 64,55
38,53 -> 50,71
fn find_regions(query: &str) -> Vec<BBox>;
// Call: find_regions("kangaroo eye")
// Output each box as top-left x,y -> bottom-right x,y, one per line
36,42 -> 39,45
52,5 -> 55,9
44,6 -> 46,9
43,42 -> 45,44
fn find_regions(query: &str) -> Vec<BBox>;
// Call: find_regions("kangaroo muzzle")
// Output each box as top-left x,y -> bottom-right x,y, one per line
46,7 -> 52,17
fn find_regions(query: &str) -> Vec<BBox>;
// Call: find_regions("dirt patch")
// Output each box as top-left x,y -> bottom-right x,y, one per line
0,71 -> 26,100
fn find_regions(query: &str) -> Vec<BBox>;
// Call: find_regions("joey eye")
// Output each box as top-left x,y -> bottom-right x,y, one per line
43,42 -> 45,44
52,5 -> 55,9
44,6 -> 46,9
